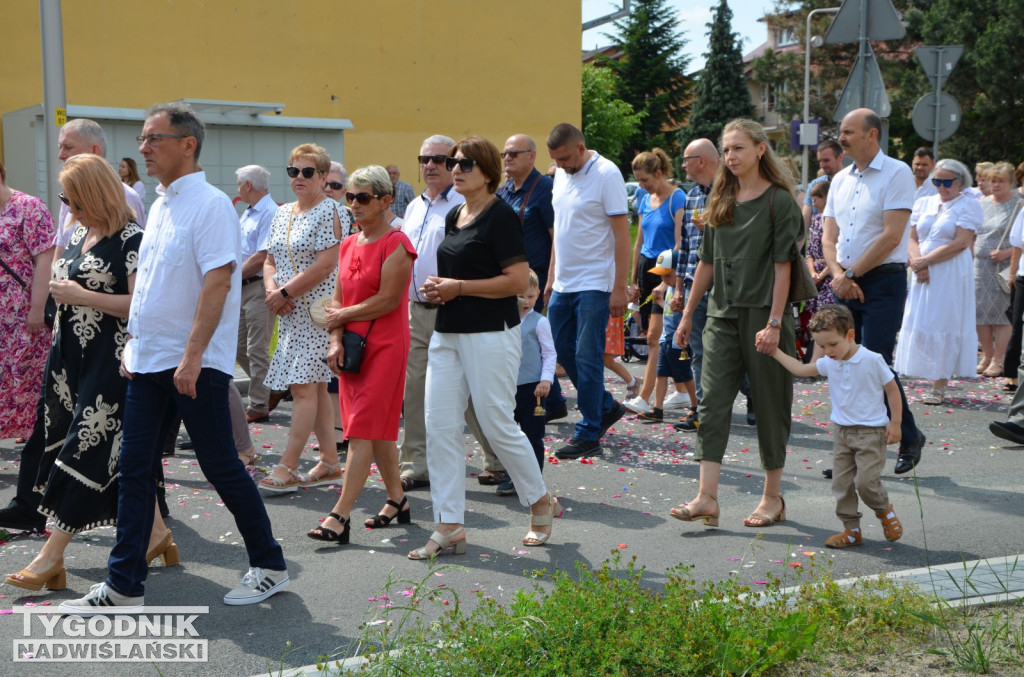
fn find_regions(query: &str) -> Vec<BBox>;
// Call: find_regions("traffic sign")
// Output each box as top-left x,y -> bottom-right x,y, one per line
832,43 -> 891,121
912,92 -> 961,142
824,0 -> 906,45
915,45 -> 963,89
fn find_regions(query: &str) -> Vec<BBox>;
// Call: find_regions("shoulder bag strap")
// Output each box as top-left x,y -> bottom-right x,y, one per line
0,258 -> 28,288
996,200 -> 1024,250
361,230 -> 402,340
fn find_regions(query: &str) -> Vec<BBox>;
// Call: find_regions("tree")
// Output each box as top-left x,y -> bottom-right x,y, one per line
602,0 -> 691,166
581,64 -> 645,163
684,0 -> 753,148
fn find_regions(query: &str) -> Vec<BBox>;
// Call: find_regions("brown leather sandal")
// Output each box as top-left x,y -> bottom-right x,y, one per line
825,528 -> 863,548
743,493 -> 786,527
669,491 -> 719,527
875,505 -> 903,541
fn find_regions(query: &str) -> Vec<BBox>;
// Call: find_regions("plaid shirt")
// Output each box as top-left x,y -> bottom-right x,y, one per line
676,183 -> 710,298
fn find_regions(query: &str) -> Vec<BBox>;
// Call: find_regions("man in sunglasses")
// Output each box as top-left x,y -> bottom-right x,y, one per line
387,164 -> 416,220
822,107 -> 926,475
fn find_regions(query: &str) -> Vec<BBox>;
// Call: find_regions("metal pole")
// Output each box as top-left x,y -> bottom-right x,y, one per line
858,0 -> 869,102
802,6 -> 840,189
39,0 -> 66,214
932,47 -> 943,158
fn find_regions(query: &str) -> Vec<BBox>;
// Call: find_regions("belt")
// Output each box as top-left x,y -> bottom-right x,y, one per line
414,301 -> 440,310
241,276 -> 264,286
857,263 -> 906,279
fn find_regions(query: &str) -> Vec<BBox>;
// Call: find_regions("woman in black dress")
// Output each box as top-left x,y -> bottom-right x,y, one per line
5,154 -> 176,593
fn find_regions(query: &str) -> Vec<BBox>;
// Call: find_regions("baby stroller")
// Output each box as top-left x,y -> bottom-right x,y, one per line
622,308 -> 649,362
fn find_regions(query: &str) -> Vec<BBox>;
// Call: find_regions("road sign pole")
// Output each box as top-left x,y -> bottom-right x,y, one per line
932,46 -> 943,157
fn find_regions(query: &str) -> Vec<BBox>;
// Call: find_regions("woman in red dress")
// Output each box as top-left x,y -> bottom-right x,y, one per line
308,165 -> 417,545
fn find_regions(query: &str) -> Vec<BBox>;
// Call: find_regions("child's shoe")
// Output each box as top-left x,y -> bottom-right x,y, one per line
825,527 -> 862,548
637,407 -> 663,422
875,505 -> 903,541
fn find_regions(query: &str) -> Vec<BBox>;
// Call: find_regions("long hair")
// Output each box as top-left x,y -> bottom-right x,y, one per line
707,119 -> 796,228
59,155 -> 134,237
121,157 -> 141,185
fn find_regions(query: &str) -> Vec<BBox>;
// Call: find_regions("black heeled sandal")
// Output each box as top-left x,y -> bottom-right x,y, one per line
308,512 -> 350,544
364,497 -> 411,529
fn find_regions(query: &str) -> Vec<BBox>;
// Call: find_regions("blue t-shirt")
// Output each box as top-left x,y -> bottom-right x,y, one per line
660,285 -> 682,345
638,188 -> 686,258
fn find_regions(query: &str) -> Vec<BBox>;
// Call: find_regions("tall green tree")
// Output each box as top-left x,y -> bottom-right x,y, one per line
684,0 -> 754,147
581,64 -> 645,163
602,0 -> 691,167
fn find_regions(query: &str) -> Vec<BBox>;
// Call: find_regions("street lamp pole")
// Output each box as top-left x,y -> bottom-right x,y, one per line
802,6 -> 840,189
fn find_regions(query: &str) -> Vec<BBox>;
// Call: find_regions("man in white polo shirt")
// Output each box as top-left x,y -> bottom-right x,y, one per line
545,123 -> 630,460
60,103 -> 288,615
822,107 -> 926,476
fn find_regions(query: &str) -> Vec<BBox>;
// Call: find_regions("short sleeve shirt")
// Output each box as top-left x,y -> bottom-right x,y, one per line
435,198 -> 527,333
816,346 -> 893,427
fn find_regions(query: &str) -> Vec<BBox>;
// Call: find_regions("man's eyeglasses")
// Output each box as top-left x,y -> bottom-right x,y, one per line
346,192 -> 381,205
931,177 -> 957,188
445,157 -> 477,172
418,154 -> 447,166
325,181 -> 344,191
286,166 -> 319,179
500,149 -> 531,159
682,155 -> 701,162
136,133 -> 188,146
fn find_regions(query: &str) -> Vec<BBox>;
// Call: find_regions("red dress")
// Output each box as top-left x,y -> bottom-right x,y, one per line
337,230 -> 416,440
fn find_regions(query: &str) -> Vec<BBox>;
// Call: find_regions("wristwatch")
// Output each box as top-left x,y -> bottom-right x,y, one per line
768,318 -> 781,329
280,287 -> 290,299
844,268 -> 856,280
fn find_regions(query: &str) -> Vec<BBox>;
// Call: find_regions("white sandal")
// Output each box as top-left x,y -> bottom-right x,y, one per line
258,463 -> 301,493
298,460 -> 343,487
523,495 -> 563,546
408,526 -> 467,560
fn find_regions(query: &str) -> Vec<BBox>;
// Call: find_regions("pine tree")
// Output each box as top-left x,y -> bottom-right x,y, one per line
684,0 -> 754,147
601,0 -> 691,167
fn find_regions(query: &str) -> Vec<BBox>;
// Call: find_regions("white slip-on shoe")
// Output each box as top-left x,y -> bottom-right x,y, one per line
623,395 -> 652,414
663,391 -> 692,410
223,567 -> 290,606
57,582 -> 144,616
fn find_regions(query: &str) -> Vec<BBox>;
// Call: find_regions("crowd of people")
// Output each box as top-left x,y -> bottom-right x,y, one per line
1,101 -> 1023,612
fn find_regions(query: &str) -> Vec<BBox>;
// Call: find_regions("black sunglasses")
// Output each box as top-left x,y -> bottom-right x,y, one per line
500,149 -> 531,159
445,157 -> 478,172
286,166 -> 319,179
59,192 -> 70,206
931,177 -> 956,188
325,181 -> 344,191
418,154 -> 447,166
345,192 -> 381,205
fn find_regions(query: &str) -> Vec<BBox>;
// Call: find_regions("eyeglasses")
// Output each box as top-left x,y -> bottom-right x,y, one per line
136,133 -> 188,145
325,181 -> 344,190
500,149 -> 531,159
682,155 -> 700,162
445,157 -> 478,172
931,177 -> 957,188
58,192 -> 70,206
286,166 -> 319,179
345,192 -> 381,205
418,154 -> 447,166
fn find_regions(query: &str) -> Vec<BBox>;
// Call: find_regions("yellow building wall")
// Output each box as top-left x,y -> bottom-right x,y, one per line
1,0 -> 581,192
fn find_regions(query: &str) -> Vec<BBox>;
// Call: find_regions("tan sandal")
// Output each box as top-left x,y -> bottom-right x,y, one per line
743,493 -> 786,527
298,460 -> 343,487
983,362 -> 1004,378
408,526 -> 467,560
825,528 -> 863,548
258,463 -> 301,493
977,358 -> 992,374
875,504 -> 903,542
921,389 -> 945,406
523,495 -> 563,546
669,491 -> 719,527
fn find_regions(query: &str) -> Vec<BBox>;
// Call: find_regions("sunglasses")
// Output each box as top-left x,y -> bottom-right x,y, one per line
445,157 -> 478,172
58,192 -> 71,206
418,154 -> 447,166
345,192 -> 381,205
931,177 -> 957,188
286,166 -> 319,179
500,149 -> 531,159
325,181 -> 344,191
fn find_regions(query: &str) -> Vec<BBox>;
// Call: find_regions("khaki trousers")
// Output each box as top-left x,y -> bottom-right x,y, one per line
832,424 -> 890,529
236,278 -> 273,413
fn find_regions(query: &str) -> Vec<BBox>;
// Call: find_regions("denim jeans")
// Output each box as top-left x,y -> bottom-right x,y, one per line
106,368 -> 285,597
547,290 -> 617,441
838,269 -> 919,446
686,293 -> 709,402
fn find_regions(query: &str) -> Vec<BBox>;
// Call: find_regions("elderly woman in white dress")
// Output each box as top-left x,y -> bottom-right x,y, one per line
894,159 -> 984,405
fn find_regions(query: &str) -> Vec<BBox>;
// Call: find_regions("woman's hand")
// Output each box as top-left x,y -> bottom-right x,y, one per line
325,336 -> 344,375
26,305 -> 47,334
266,288 -> 295,316
914,267 -> 930,284
754,326 -> 780,355
49,278 -> 85,306
324,304 -> 346,332
675,313 -> 692,349
991,248 -> 1011,263
626,284 -> 640,303
420,275 -> 461,304
534,380 -> 551,398
908,255 -> 928,273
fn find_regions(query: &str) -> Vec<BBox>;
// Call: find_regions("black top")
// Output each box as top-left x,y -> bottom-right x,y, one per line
435,198 -> 528,333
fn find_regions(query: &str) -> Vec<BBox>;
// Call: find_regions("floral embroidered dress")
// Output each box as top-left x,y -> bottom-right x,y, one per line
806,213 -> 835,314
35,222 -> 143,533
0,190 -> 55,439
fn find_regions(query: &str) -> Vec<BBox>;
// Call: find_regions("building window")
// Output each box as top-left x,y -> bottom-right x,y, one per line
777,27 -> 797,46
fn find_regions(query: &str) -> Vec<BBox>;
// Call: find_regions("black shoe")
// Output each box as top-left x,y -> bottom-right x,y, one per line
822,468 -> 833,479
400,477 -> 430,491
545,404 -> 568,423
638,407 -> 663,423
894,431 -> 925,474
746,396 -> 755,425
0,506 -> 47,533
178,434 -> 193,450
599,402 -> 627,438
674,408 -> 698,432
554,438 -> 602,460
989,420 -> 1024,445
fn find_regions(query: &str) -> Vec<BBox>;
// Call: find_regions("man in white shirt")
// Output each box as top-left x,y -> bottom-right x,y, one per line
911,147 -> 939,202
822,107 -> 926,475
235,164 -> 277,423
545,123 -> 630,460
60,103 -> 288,616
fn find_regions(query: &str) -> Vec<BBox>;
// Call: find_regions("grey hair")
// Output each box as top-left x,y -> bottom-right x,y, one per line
421,134 -> 455,151
64,118 -> 107,156
235,165 -> 270,192
935,159 -> 973,189
348,165 -> 393,198
329,161 -> 348,189
145,102 -> 205,159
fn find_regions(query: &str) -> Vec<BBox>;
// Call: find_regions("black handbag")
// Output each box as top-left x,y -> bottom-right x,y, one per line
340,321 -> 374,374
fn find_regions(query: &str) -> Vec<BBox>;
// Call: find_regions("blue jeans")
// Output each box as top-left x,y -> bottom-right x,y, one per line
106,368 -> 285,597
838,269 -> 919,447
686,292 -> 708,402
548,290 -> 617,441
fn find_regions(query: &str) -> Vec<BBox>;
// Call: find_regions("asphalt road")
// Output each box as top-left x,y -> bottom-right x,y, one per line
1,362 -> 1022,676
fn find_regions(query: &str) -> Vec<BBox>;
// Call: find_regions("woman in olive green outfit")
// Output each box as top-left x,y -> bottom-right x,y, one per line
673,119 -> 801,528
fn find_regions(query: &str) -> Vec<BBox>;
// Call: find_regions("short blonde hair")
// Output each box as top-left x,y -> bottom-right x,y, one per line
59,154 -> 134,236
527,269 -> 539,289
288,143 -> 331,174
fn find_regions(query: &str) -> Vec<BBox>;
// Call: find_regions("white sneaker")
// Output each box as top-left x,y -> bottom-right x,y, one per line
223,567 -> 290,605
663,391 -> 692,410
623,395 -> 652,414
57,582 -> 144,616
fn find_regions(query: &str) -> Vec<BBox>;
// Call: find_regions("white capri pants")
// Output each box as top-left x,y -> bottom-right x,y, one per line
425,326 -> 547,524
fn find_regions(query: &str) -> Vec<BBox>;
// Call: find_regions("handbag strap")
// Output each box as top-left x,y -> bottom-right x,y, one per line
0,257 -> 28,289
357,230 -> 401,340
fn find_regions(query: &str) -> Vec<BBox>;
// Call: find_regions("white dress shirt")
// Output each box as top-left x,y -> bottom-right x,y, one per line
125,171 -> 241,376
823,149 -> 916,268
403,185 -> 464,302
240,192 -> 277,269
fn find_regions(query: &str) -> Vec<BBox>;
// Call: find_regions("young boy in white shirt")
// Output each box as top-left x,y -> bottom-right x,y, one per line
769,304 -> 904,548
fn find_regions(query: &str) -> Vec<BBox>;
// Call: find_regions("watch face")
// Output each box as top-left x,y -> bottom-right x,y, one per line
769,319 -> 780,327
845,269 -> 855,279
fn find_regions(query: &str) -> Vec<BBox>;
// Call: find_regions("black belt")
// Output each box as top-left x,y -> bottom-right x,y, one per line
856,263 -> 906,279
241,276 -> 263,286
414,301 -> 440,310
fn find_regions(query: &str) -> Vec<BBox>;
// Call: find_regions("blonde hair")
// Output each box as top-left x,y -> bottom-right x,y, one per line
631,148 -> 673,179
288,143 -> 331,174
527,269 -> 539,289
990,161 -> 1017,186
708,119 -> 796,228
59,154 -> 135,237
